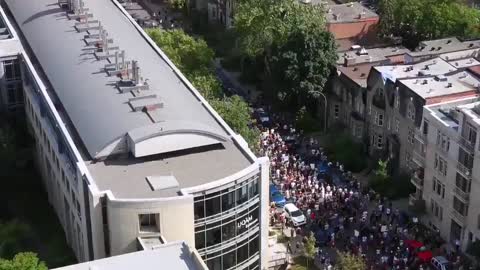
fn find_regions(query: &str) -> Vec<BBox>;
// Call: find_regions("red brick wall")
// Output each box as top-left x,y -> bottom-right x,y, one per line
425,91 -> 479,105
327,18 -> 379,40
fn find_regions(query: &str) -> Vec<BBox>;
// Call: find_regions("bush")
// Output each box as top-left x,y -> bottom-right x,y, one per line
295,107 -> 322,134
369,170 -> 415,200
325,132 -> 367,173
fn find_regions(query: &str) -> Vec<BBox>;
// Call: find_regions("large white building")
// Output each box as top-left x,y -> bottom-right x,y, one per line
414,96 -> 480,251
0,0 -> 270,269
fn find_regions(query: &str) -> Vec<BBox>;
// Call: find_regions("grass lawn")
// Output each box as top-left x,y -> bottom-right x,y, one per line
0,157 -> 76,268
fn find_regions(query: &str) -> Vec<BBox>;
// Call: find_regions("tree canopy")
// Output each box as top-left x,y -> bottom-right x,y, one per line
234,0 -> 326,58
270,28 -> 337,109
335,251 -> 367,270
378,0 -> 480,48
147,29 -> 260,150
0,252 -> 47,270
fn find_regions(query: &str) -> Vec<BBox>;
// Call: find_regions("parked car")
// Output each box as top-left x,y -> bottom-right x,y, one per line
431,256 -> 451,270
284,203 -> 306,227
270,184 -> 286,207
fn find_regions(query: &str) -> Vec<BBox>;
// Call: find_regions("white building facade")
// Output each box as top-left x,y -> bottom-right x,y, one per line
2,1 -> 270,270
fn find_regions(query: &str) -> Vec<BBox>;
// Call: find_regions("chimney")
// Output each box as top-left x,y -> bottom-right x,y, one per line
344,56 -> 356,66
446,83 -> 453,88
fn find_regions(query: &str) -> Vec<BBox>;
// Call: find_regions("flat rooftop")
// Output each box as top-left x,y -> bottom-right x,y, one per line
337,46 -> 410,65
87,143 -> 251,198
0,5 -> 22,57
5,0 -> 254,198
374,58 -> 458,83
408,37 -> 480,58
52,241 -> 203,270
4,0 -> 234,159
426,97 -> 480,130
325,2 -> 378,23
337,63 -> 373,87
398,71 -> 480,100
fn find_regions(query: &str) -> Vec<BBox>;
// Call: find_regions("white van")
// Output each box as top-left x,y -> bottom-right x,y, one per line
284,203 -> 306,227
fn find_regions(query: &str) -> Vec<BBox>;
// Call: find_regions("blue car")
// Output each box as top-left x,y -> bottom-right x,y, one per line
270,184 -> 286,207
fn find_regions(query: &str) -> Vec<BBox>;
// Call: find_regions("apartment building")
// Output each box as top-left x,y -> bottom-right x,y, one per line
414,97 -> 480,251
54,240 -> 208,270
328,46 -> 410,141
1,0 -> 270,269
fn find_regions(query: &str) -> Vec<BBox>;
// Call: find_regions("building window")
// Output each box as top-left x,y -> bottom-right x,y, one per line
139,213 -> 159,233
430,199 -> 443,221
387,117 -> 391,130
334,104 -> 340,119
377,134 -> 383,149
434,154 -> 448,176
453,196 -> 468,216
378,113 -> 384,126
423,119 -> 429,136
408,127 -> 414,144
436,130 -> 450,152
395,118 -> 400,132
4,59 -> 21,81
407,101 -> 415,121
432,177 -> 445,199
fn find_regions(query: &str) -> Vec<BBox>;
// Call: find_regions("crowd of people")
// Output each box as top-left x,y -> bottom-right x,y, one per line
259,119 -> 469,270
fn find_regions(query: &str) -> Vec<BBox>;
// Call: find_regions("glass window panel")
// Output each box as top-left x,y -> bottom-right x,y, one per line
237,185 -> 248,205
205,196 -> 221,217
194,200 -> 205,219
195,231 -> 205,250
206,226 -> 221,247
222,190 -> 235,212
237,242 -> 249,265
206,256 -> 222,270
249,236 -> 259,256
222,219 -> 236,242
223,249 -> 236,269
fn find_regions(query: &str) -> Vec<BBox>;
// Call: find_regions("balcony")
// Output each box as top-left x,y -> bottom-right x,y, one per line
453,186 -> 470,202
457,162 -> 473,180
415,132 -> 427,144
450,209 -> 466,225
412,151 -> 425,167
459,136 -> 475,154
411,173 -> 424,189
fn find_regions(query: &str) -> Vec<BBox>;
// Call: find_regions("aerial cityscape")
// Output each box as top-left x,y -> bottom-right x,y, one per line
1,0 -> 480,269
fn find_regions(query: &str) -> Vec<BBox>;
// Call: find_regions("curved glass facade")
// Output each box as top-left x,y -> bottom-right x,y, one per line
194,174 -> 261,270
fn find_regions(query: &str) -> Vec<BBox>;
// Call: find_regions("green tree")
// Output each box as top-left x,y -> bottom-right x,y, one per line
270,28 -> 337,110
377,0 -> 480,48
0,252 -> 47,270
303,232 -> 316,268
167,0 -> 185,10
234,0 -> 326,73
0,220 -> 30,259
335,251 -> 366,270
375,159 -> 389,180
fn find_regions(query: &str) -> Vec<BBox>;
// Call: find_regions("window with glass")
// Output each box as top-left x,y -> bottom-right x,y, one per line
205,193 -> 221,217
138,213 -> 159,232
4,60 -> 21,81
407,101 -> 415,121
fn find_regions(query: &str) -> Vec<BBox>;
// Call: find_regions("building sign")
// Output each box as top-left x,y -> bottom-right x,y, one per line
238,215 -> 253,229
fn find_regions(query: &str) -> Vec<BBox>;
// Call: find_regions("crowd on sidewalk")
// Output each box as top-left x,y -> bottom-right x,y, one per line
259,118 -> 471,270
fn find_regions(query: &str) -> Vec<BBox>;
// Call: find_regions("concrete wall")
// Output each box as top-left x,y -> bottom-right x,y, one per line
107,196 -> 195,256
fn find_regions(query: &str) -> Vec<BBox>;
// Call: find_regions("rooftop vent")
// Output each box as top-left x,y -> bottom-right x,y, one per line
447,39 -> 452,44
426,89 -> 434,94
333,13 -> 340,20
351,45 -> 361,50
446,82 -> 453,88
357,47 -> 368,55
437,47 -> 442,51
353,67 -> 358,71
469,43 -> 475,48
434,75 -> 447,82
360,73 -> 366,77
146,175 -> 179,191
422,79 -> 428,85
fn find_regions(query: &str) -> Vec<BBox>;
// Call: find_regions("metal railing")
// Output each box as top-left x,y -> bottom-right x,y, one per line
412,151 -> 425,167
451,209 -> 466,224
459,136 -> 475,154
411,174 -> 424,189
415,132 -> 426,144
457,162 -> 473,180
453,186 -> 470,202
